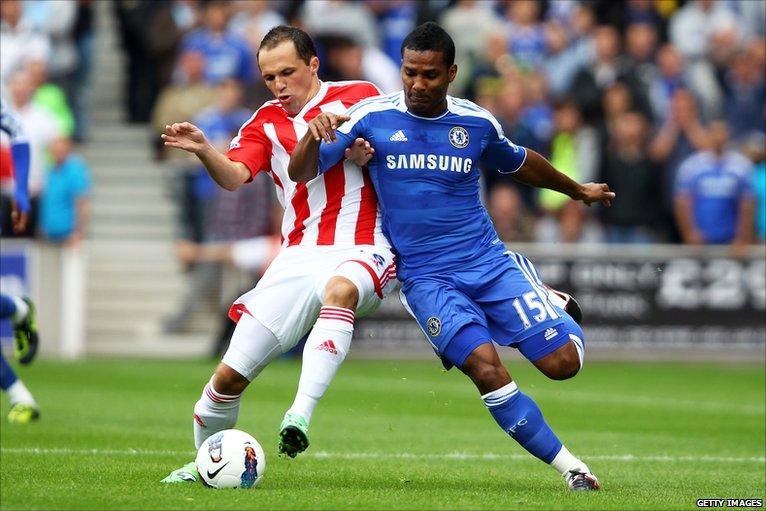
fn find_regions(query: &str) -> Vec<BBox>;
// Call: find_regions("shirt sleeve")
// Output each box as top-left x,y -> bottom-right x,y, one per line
226,120 -> 272,180
479,121 -> 528,174
317,112 -> 368,175
674,157 -> 695,195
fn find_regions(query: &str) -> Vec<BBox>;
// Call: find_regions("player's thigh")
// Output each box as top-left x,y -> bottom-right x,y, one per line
399,277 -> 487,366
326,246 -> 397,317
480,251 -> 584,362
229,251 -> 324,352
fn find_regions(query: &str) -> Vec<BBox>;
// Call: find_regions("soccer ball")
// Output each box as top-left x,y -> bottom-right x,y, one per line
195,429 -> 266,489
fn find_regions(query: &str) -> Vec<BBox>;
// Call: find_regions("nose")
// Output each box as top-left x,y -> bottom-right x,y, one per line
411,77 -> 427,92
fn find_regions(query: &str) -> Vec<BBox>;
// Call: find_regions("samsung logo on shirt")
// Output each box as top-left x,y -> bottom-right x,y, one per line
385,154 -> 473,173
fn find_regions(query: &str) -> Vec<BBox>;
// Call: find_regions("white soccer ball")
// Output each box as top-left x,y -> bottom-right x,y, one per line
195,429 -> 266,489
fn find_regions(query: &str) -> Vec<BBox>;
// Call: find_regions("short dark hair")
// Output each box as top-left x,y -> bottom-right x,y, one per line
258,25 -> 317,65
400,22 -> 455,67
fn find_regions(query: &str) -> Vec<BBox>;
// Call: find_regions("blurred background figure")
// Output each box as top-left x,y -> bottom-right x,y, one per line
39,136 -> 90,246
599,110 -> 659,243
674,120 -> 755,247
740,132 -> 766,244
536,100 -> 598,243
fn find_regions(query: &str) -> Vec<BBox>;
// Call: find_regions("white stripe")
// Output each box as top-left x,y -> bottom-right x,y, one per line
509,252 -> 559,320
570,333 -> 584,368
334,160 -> 363,246
1,448 -> 762,464
263,122 -> 296,242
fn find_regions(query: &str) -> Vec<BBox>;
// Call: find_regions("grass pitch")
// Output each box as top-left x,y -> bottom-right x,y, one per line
0,357 -> 764,510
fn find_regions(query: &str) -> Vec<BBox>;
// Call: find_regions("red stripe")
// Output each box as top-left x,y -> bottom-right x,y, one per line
319,311 -> 355,321
321,306 -> 355,314
271,169 -> 283,189
270,119 -> 310,246
348,259 -> 383,298
228,303 -> 252,323
354,167 -> 377,245
287,183 -> 309,246
318,314 -> 355,325
316,163 -> 346,245
206,385 -> 239,402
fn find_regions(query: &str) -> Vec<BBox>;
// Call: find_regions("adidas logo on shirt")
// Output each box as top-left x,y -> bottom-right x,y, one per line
389,130 -> 408,142
316,340 -> 338,355
544,328 -> 558,341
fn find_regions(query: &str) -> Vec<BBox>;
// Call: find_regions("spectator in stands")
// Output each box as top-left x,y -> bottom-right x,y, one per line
503,0 -> 546,70
228,0 -> 285,69
649,44 -> 688,123
365,0 -> 418,67
740,132 -> 766,243
300,0 -> 379,50
0,0 -> 49,87
25,58 -> 75,137
674,120 -> 755,246
152,50 -> 216,161
668,0 -> 733,120
623,22 -> 658,117
22,0 -> 79,100
599,111 -> 659,243
181,0 -> 253,86
541,21 -> 589,100
537,100 -> 599,243
568,25 -> 647,123
317,34 -> 400,93
3,69 -> 61,236
39,136 -> 90,245
478,78 -> 536,242
440,0 -> 504,96
722,48 -> 766,141
71,0 -> 94,141
649,88 -> 709,241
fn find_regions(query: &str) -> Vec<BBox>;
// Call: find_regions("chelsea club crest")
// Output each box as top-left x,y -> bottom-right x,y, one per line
448,126 -> 469,148
427,316 -> 441,337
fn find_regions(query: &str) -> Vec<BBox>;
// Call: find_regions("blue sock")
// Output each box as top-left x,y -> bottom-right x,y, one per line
483,381 -> 562,463
1,351 -> 18,391
0,293 -> 17,320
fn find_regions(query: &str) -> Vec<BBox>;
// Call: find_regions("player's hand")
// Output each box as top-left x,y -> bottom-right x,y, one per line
10,199 -> 29,234
345,138 -> 375,166
575,183 -> 615,207
307,113 -> 350,143
162,122 -> 209,155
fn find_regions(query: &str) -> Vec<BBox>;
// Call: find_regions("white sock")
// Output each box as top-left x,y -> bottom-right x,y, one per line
550,445 -> 589,476
287,306 -> 354,424
11,296 -> 28,324
7,380 -> 36,406
193,379 -> 242,449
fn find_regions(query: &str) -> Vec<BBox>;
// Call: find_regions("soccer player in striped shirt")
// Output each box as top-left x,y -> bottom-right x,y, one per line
0,97 -> 41,424
161,26 -> 396,483
289,23 -> 615,491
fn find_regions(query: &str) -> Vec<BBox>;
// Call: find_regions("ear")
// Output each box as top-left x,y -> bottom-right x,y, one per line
448,64 -> 458,84
309,55 -> 320,75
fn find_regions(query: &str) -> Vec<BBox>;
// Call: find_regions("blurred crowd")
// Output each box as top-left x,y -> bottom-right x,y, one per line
0,0 -> 93,244
137,0 -> 766,252
1,0 -> 765,253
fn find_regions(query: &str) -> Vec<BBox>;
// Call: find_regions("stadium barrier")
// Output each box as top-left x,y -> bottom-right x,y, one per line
0,239 -> 87,359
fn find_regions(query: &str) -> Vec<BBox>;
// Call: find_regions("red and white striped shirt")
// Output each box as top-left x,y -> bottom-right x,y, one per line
227,80 -> 389,248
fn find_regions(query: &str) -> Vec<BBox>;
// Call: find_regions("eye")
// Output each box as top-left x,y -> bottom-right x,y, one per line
283,69 -> 294,76
404,69 -> 415,77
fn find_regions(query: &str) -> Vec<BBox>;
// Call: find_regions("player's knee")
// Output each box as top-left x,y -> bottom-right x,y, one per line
464,361 -> 511,390
536,342 -> 581,381
323,276 -> 359,310
212,363 -> 249,395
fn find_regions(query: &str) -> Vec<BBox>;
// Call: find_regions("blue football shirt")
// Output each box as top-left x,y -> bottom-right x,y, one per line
318,91 -> 527,280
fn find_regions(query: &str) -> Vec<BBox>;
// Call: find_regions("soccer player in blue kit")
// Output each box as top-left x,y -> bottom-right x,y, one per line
0,97 -> 41,423
289,23 -> 614,491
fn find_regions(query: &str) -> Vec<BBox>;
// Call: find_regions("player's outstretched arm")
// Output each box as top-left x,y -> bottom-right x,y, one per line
288,113 -> 351,182
514,149 -> 615,207
162,122 -> 250,191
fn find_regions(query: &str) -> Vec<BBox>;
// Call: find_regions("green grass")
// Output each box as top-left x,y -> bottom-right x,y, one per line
1,358 -> 764,510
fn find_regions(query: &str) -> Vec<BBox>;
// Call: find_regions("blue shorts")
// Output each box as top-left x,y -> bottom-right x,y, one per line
400,250 -> 585,369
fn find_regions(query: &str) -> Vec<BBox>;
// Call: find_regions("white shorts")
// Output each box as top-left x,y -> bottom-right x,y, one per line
227,244 -> 397,351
